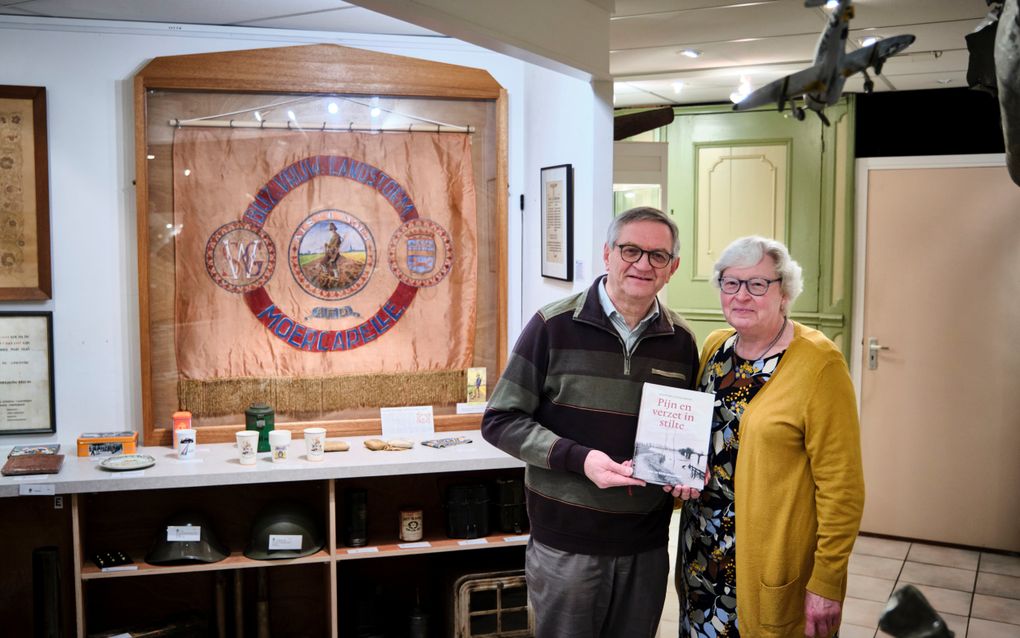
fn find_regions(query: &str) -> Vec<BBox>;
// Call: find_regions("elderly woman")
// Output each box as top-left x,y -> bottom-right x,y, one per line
672,236 -> 864,638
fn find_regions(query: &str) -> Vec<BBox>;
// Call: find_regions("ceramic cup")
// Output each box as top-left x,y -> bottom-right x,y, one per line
304,427 -> 326,462
176,428 -> 197,460
236,430 -> 259,466
269,429 -> 291,463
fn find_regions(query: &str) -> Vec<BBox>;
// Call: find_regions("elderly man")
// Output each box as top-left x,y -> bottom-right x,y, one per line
482,206 -> 700,638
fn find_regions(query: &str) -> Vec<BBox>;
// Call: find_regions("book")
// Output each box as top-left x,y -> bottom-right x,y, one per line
8,444 -> 60,457
631,383 -> 714,488
1,454 -> 64,476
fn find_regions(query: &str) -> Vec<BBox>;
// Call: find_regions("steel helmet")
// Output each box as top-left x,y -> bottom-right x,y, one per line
244,501 -> 324,560
145,511 -> 229,565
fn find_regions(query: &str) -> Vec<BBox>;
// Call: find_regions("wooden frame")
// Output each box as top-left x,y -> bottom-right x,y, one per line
540,163 -> 573,281
134,44 -> 508,445
0,310 -> 55,435
0,85 -> 51,301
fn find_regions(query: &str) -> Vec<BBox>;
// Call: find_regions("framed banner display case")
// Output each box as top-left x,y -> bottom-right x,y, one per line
0,85 -> 51,301
135,45 -> 508,444
0,311 -> 55,435
540,164 -> 573,281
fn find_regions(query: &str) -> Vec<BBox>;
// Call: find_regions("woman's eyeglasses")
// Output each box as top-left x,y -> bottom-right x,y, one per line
719,276 -> 782,296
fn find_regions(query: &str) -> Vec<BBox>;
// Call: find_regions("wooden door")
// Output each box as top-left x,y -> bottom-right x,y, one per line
854,156 -> 1020,552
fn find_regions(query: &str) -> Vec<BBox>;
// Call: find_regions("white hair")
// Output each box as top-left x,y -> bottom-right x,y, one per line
711,236 -> 803,312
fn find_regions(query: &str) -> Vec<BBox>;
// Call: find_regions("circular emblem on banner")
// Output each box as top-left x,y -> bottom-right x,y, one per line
205,221 -> 276,293
289,210 -> 376,300
387,219 -> 454,288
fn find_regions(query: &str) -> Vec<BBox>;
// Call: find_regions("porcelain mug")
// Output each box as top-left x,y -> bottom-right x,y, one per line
236,430 -> 259,465
304,427 -> 326,461
269,429 -> 291,463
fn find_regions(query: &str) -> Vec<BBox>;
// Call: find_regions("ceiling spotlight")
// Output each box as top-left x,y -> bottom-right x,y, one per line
327,102 -> 339,115
672,81 -> 684,94
729,77 -> 753,104
680,49 -> 702,59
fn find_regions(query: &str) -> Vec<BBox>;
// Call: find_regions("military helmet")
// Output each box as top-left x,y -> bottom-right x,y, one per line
244,501 -> 324,560
145,511 -> 229,565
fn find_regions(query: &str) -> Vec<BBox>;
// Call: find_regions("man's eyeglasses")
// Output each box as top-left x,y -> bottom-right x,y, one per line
616,244 -> 674,269
719,276 -> 782,296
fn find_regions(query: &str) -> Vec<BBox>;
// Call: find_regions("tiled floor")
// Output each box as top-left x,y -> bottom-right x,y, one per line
657,512 -> 1020,637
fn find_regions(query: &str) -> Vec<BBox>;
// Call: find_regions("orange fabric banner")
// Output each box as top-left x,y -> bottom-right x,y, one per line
173,129 -> 477,380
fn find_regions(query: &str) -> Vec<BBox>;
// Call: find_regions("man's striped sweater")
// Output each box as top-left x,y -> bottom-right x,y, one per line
482,276 -> 699,555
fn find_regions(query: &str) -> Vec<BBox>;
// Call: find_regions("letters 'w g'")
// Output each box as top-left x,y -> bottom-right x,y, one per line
223,240 -> 264,279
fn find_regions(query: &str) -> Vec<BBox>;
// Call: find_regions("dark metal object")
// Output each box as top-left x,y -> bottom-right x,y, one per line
245,403 -> 275,453
494,478 -> 528,534
446,484 -> 490,539
614,107 -> 675,141
344,489 -> 368,547
33,546 -> 61,638
878,584 -> 955,637
997,0 -> 1020,185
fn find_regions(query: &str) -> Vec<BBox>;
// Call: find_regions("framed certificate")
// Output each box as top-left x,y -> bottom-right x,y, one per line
0,85 -> 52,301
0,311 -> 55,435
540,164 -> 573,281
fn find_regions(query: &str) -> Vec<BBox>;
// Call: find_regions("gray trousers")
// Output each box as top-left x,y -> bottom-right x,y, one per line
526,538 -> 669,638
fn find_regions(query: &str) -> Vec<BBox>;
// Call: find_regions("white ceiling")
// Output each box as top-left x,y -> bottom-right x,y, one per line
0,0 -> 994,107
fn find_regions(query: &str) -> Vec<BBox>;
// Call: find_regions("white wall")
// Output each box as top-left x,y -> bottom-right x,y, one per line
0,16 -> 606,446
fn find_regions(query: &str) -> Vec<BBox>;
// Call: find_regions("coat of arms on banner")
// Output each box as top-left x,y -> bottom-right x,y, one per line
174,129 -> 477,383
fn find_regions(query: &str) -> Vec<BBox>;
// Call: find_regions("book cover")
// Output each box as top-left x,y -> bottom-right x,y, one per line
631,383 -> 714,488
8,444 -> 60,457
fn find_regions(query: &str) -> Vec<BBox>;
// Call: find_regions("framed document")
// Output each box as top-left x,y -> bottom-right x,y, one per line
540,164 -> 573,281
0,85 -> 51,301
0,311 -> 55,435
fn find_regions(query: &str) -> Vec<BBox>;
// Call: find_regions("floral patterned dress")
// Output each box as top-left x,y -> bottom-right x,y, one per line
677,333 -> 784,638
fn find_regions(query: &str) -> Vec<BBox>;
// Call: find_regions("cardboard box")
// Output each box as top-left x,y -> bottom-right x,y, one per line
77,431 -> 138,457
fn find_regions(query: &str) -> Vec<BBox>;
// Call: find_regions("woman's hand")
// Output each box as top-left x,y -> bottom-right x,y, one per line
662,484 -> 701,500
804,591 -> 842,637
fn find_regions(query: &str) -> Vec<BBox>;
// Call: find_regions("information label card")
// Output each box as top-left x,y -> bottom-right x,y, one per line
380,405 -> 434,439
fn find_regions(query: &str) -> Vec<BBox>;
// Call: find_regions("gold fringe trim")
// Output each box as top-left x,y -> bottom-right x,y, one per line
178,370 -> 467,418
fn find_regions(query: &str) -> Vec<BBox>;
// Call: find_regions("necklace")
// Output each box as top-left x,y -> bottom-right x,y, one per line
735,317 -> 788,361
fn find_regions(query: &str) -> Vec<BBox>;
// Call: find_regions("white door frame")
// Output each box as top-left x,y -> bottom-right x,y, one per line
850,152 -> 1007,408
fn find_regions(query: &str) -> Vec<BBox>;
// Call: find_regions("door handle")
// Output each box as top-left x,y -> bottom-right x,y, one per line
868,337 -> 889,370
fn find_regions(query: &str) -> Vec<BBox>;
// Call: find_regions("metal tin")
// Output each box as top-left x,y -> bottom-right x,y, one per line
344,489 -> 368,547
244,403 -> 275,453
399,508 -> 423,542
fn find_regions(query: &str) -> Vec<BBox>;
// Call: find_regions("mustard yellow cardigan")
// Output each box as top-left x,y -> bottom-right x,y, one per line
698,322 -> 865,637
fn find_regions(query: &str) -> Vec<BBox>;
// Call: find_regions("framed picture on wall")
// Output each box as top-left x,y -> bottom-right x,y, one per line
540,163 -> 573,281
0,85 -> 51,301
0,311 -> 55,435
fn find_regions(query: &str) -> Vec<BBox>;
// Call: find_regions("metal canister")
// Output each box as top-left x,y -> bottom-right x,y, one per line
245,403 -> 275,453
399,508 -> 424,542
171,411 -> 192,450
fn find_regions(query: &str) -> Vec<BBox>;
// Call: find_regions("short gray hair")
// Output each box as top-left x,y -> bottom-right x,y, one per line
606,206 -> 680,257
712,236 -> 803,311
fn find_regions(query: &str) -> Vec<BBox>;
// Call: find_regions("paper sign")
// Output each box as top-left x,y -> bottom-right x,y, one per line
167,525 -> 201,542
108,470 -> 145,478
398,541 -> 432,549
19,483 -> 55,496
455,402 -> 487,415
503,535 -> 530,543
269,534 -> 303,550
458,538 -> 488,546
101,565 -> 139,573
346,547 -> 379,555
380,405 -> 434,439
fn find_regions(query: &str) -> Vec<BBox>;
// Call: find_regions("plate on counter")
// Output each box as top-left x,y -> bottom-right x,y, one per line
99,454 -> 156,471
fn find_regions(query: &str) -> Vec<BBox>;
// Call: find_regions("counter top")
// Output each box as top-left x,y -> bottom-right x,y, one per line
0,430 -> 523,497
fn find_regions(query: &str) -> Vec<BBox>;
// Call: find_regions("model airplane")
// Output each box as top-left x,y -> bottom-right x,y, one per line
733,0 -> 915,125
